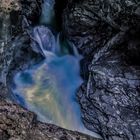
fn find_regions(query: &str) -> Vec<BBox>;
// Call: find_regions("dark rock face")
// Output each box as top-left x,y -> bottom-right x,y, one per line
63,0 -> 140,56
6,33 -> 44,101
7,34 -> 43,83
63,0 -> 140,140
0,0 -> 42,84
0,99 -> 98,140
54,0 -> 68,30
19,0 -> 42,24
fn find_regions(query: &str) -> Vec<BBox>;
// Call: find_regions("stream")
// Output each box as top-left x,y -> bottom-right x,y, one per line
12,0 -> 100,138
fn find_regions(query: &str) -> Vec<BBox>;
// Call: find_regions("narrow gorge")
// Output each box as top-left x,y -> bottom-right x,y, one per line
0,0 -> 140,140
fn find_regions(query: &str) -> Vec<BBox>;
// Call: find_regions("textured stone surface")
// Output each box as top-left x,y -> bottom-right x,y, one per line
0,0 -> 42,84
63,0 -> 140,56
63,0 -> 140,139
77,50 -> 140,139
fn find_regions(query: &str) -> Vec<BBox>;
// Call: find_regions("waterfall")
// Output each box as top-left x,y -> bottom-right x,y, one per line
13,25 -> 84,128
13,25 -> 100,138
30,26 -> 56,58
12,0 -> 101,138
40,0 -> 55,25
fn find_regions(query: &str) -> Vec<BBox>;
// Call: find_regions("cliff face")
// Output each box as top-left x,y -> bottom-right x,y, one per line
62,0 -> 140,140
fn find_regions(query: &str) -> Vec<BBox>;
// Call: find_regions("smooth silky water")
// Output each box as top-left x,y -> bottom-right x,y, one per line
12,0 -> 101,138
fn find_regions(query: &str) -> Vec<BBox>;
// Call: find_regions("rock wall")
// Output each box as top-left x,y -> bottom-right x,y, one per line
63,0 -> 140,139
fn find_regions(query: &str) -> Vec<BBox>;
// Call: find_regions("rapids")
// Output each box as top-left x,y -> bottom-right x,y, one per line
12,0 -> 101,138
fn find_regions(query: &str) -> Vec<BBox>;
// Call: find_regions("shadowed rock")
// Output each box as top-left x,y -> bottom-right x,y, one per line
0,0 -> 42,84
63,0 -> 140,56
63,0 -> 140,139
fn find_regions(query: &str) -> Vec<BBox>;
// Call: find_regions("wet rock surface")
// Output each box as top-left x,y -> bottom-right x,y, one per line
63,0 -> 140,140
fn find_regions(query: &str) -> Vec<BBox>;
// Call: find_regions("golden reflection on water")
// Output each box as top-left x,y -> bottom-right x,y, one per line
14,56 -> 83,130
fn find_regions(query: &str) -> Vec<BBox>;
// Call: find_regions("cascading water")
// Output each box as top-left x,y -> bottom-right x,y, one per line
40,0 -> 55,26
13,26 -> 83,127
12,0 -> 101,138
